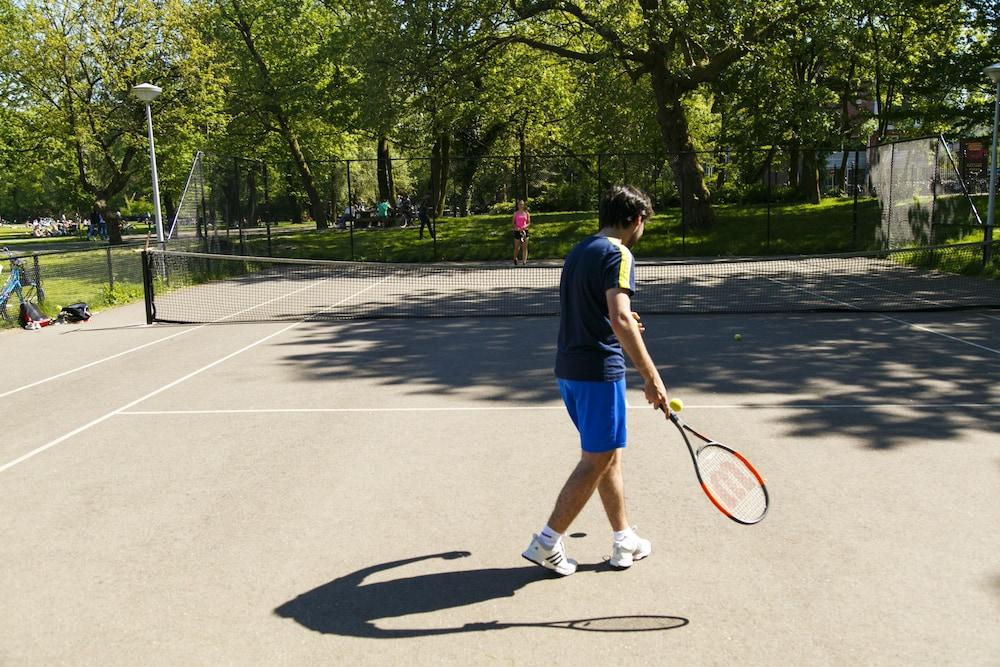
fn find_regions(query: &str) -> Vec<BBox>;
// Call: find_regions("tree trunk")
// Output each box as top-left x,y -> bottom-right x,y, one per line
231,9 -> 325,229
837,150 -> 850,194
788,142 -> 800,191
104,202 -> 123,245
752,146 -> 778,184
430,133 -> 450,217
377,135 -> 396,203
648,70 -> 713,227
518,117 -> 528,203
799,150 -> 821,204
454,121 -> 508,215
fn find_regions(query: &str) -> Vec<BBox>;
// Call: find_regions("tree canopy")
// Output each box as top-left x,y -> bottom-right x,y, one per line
0,0 -> 995,225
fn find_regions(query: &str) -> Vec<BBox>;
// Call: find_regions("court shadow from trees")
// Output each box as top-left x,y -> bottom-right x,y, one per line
280,310 -> 998,451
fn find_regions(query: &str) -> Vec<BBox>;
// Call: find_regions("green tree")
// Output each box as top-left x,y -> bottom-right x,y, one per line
209,0 -> 352,228
0,0 -> 222,237
506,0 -> 813,227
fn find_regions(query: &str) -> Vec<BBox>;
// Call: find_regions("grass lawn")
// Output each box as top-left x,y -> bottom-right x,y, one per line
244,198 -> 885,263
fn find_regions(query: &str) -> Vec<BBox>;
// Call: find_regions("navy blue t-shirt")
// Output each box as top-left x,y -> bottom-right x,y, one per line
555,234 -> 636,381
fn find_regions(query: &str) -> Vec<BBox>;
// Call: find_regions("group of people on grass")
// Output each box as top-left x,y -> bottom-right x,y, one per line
5,214 -> 81,238
0,208 -> 136,241
336,193 -> 418,230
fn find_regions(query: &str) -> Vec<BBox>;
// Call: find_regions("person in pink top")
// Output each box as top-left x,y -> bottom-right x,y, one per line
512,199 -> 531,265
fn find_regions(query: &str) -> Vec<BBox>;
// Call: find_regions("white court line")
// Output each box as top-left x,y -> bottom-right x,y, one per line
117,402 -> 1000,416
0,271 -> 341,401
830,273 -> 1000,323
0,275 -> 395,474
0,327 -> 199,399
765,276 -> 1000,355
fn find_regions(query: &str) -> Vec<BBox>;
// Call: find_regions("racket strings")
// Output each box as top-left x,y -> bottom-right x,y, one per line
696,446 -> 767,523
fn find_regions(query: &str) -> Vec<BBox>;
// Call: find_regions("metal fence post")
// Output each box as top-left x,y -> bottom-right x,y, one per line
32,255 -> 43,302
263,163 -> 272,257
852,149 -> 860,249
347,160 -> 355,261
679,157 -> 686,256
886,142 -> 896,250
766,159 -> 772,253
106,247 -> 114,293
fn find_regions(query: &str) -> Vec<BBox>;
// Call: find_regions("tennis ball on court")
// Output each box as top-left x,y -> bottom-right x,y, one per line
734,333 -> 742,341
669,398 -> 684,412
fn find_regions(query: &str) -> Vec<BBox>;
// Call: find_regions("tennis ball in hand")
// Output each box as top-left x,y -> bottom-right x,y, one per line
734,333 -> 742,341
668,398 -> 684,412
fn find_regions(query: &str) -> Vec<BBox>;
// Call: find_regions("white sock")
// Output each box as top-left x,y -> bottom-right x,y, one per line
538,525 -> 562,549
613,527 -> 636,544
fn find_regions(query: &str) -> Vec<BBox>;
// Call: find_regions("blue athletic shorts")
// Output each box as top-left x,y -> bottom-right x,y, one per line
557,378 -> 627,452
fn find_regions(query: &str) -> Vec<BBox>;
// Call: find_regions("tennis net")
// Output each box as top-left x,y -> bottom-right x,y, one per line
142,241 -> 1000,323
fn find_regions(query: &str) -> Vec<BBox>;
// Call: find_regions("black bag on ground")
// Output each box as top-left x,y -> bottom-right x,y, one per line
59,303 -> 91,322
20,301 -> 51,328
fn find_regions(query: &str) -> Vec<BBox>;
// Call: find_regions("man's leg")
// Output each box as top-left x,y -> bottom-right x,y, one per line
597,450 -> 652,569
546,450 -> 617,533
522,450 -> 616,576
596,449 -> 628,532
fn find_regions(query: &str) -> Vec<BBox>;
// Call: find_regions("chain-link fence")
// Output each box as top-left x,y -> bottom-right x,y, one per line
163,138 -> 987,261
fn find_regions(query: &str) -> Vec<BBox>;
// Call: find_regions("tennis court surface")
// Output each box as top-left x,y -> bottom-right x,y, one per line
2,260 -> 998,664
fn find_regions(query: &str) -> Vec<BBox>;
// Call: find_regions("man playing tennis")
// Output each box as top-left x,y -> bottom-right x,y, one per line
523,185 -> 668,576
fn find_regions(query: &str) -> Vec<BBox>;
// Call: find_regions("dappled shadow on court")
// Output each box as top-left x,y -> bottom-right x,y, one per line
643,313 -> 999,450
281,310 -> 999,451
282,316 -> 562,404
274,551 -> 687,638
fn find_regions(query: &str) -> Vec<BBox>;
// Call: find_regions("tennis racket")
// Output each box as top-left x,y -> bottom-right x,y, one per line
661,406 -> 769,525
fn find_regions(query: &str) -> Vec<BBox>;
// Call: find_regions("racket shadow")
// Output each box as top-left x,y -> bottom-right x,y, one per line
274,551 -> 688,638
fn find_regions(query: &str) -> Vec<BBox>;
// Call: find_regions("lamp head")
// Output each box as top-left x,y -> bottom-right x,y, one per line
131,83 -> 162,103
985,63 -> 1000,85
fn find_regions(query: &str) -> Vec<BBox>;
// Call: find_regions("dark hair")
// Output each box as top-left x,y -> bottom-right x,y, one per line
598,185 -> 653,229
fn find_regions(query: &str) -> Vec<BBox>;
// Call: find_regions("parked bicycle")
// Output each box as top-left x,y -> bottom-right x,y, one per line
0,247 -> 45,323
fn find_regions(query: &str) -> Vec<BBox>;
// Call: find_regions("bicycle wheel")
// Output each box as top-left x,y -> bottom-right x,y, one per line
1,291 -> 18,323
0,285 -> 38,324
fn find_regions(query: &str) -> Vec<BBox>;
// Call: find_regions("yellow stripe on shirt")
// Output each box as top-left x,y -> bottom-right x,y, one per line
606,237 -> 633,289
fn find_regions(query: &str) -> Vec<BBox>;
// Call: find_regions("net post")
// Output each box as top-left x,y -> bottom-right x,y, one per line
141,250 -> 155,325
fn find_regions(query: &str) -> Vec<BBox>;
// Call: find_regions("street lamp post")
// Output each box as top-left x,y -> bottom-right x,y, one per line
985,63 -> 1000,264
131,83 -> 165,247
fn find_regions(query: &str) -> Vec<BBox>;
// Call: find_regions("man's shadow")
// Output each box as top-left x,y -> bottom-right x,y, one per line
274,551 -> 687,638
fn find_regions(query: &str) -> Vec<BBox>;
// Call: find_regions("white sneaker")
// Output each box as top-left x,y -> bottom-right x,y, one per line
609,531 -> 651,569
522,534 -> 578,576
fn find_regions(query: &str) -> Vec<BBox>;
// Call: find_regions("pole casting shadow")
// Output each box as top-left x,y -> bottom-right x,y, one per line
274,551 -> 688,638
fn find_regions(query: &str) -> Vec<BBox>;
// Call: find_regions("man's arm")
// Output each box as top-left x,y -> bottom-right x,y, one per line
607,288 -> 668,410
